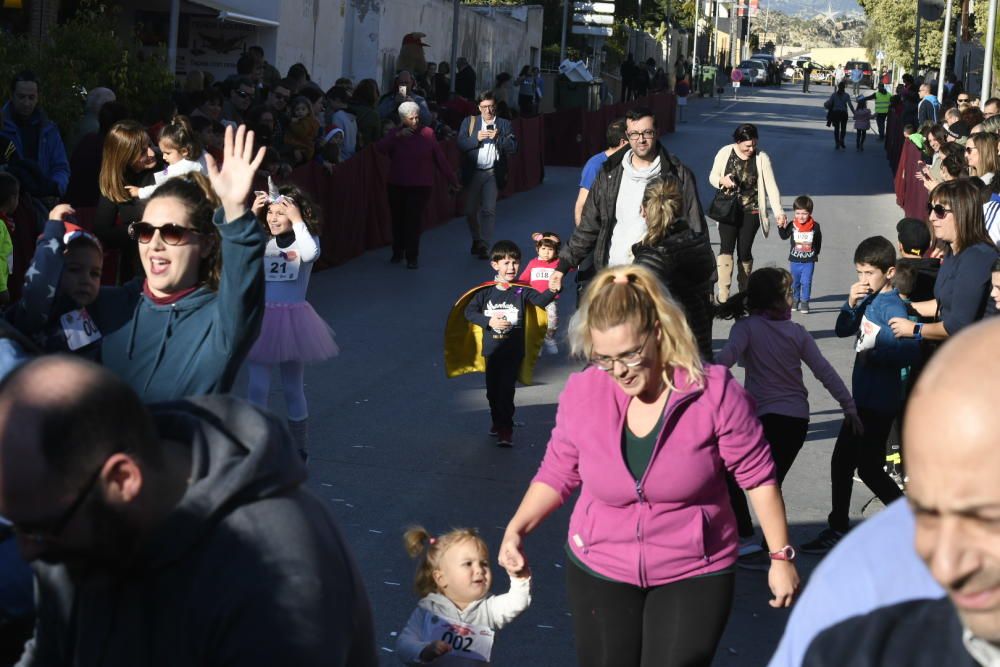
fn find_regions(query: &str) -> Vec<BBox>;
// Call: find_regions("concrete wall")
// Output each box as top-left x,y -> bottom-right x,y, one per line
338,0 -> 544,95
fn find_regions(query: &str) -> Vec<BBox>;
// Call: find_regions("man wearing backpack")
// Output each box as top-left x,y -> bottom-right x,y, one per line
457,91 -> 517,259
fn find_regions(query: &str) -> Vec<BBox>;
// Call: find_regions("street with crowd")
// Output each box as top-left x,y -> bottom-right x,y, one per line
0,51 -> 997,667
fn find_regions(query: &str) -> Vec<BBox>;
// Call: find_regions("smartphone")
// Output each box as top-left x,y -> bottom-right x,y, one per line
398,85 -> 407,97
486,123 -> 495,131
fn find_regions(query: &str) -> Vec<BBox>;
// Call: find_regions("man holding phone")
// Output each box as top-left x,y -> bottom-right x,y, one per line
458,91 -> 517,259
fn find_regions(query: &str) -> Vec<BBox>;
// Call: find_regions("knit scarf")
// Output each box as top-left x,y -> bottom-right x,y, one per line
793,216 -> 815,233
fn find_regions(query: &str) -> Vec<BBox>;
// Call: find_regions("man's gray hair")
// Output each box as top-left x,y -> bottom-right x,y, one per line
398,101 -> 420,119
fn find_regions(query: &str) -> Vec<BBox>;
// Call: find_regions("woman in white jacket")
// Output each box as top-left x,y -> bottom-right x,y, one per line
708,123 -> 786,301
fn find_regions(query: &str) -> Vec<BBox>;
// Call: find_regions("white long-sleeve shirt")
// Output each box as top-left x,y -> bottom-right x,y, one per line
136,155 -> 208,200
262,222 -> 320,304
396,576 -> 531,666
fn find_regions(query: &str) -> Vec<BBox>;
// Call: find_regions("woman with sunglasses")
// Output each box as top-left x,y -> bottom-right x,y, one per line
889,180 -> 999,345
23,125 -> 266,401
499,265 -> 799,667
95,120 -> 162,283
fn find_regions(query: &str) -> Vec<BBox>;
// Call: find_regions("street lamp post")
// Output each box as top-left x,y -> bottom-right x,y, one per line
937,0 -> 954,100
984,0 -> 998,98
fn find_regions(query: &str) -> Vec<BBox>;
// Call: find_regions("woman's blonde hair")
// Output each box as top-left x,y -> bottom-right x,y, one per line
640,177 -> 683,247
569,265 -> 704,391
969,132 -> 1000,177
403,526 -> 489,598
99,120 -> 152,204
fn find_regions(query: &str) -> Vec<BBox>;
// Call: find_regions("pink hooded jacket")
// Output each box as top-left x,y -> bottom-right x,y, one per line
533,364 -> 777,587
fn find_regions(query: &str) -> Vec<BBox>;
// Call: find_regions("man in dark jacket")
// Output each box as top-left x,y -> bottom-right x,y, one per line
799,319 -> 1000,666
551,107 -> 714,352
455,57 -> 477,101
0,356 -> 378,667
0,71 -> 70,201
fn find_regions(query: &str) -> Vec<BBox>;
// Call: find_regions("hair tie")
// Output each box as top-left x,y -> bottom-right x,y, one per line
613,274 -> 630,285
428,537 -> 437,545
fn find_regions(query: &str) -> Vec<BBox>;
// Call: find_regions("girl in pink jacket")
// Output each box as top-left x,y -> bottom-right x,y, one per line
499,265 -> 800,667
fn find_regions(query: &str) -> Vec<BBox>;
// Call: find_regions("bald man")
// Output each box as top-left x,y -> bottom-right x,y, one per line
0,356 -> 377,667
801,318 -> 1000,665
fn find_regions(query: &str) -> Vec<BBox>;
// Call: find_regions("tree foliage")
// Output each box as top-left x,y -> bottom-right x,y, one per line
0,1 -> 174,136
858,0 -> 959,71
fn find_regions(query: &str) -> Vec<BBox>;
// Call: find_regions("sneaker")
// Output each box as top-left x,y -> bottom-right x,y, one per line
800,528 -> 846,555
543,339 -> 559,355
793,300 -> 801,311
488,424 -> 499,437
738,537 -> 763,557
737,550 -> 772,571
497,428 -> 513,447
799,301 -> 810,314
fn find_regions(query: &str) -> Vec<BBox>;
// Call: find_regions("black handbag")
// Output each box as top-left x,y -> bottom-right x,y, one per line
707,188 -> 741,225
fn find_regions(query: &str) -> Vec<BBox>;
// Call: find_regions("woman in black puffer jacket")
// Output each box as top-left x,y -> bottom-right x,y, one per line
632,177 -> 717,359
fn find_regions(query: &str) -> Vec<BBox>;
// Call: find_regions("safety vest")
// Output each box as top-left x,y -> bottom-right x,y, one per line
874,91 -> 891,114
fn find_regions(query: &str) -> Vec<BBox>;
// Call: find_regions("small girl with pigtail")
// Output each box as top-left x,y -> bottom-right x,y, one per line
518,231 -> 563,354
396,526 -> 531,665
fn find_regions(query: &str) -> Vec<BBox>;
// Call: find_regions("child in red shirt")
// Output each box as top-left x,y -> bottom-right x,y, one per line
519,232 -> 562,354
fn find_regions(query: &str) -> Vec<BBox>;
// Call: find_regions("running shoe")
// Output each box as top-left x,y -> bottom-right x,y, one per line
488,424 -> 499,437
799,301 -> 810,314
737,550 -> 772,572
543,339 -> 559,355
497,428 -> 513,447
800,528 -> 846,555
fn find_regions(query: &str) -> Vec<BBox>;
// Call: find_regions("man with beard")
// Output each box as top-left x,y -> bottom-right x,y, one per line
0,356 -> 377,667
800,318 -> 1000,665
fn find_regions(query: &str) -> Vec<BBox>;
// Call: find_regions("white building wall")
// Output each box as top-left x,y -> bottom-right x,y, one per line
332,0 -> 543,93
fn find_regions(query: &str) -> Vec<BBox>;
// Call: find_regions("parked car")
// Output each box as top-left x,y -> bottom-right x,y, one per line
844,60 -> 874,88
737,59 -> 769,86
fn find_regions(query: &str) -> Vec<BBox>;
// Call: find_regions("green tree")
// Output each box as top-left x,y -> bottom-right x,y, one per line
0,2 -> 178,136
858,0 -> 958,71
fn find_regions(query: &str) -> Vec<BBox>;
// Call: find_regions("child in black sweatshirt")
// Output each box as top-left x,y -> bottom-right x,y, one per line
464,240 -> 558,446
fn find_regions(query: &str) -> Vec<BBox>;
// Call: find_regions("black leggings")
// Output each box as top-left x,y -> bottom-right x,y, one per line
856,129 -> 868,147
566,559 -> 734,667
387,184 -> 431,261
727,413 -> 809,546
717,209 -> 760,261
830,110 -> 848,145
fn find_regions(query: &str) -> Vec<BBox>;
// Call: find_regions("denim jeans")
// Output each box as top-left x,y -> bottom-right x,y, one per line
790,261 -> 816,302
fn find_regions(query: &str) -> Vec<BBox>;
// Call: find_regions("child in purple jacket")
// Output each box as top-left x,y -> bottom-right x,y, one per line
715,267 -> 860,568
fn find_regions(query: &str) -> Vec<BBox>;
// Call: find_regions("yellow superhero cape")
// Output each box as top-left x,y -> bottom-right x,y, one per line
444,281 -> 549,385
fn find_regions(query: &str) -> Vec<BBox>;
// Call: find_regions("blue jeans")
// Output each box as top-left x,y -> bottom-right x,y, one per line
790,261 -> 815,302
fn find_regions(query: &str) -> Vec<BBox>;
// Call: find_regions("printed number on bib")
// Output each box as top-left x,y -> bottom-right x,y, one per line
530,267 -> 553,283
855,314 -> 881,353
61,308 -> 102,351
793,231 -> 814,254
423,614 -> 495,662
265,253 -> 300,282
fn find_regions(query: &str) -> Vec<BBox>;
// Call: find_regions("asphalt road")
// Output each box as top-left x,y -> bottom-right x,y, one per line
244,83 -> 904,666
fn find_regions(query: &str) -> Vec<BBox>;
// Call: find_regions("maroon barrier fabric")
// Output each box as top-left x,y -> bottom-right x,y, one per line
283,114 -> 547,270
895,140 -> 928,219
885,106 -> 904,174
543,92 -> 677,167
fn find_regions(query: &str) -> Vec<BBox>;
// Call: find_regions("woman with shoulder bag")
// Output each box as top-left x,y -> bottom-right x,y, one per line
826,81 -> 855,150
709,124 -> 787,301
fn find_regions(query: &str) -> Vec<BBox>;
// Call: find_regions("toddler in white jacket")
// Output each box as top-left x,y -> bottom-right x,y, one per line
396,526 -> 531,665
127,115 -> 207,200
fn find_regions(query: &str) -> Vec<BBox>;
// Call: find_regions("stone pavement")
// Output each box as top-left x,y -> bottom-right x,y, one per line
243,83 -> 904,666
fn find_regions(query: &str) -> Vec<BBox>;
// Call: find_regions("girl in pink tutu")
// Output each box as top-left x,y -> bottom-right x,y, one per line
248,181 -> 338,460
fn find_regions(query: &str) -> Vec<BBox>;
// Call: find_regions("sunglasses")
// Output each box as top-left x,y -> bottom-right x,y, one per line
128,221 -> 202,246
927,203 -> 953,218
235,90 -> 252,99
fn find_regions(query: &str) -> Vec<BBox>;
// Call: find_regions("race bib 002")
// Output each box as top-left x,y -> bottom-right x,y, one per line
855,314 -> 881,353
60,308 -> 102,351
264,252 -> 300,282
422,614 -> 495,662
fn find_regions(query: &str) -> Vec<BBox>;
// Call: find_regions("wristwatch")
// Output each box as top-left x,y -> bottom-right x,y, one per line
769,545 -> 796,562
913,323 -> 923,341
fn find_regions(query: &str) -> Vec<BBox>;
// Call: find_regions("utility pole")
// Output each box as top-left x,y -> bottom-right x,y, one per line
913,11 -> 921,77
938,0 -> 953,100
984,0 -> 998,99
560,0 -> 569,63
450,0 -> 459,92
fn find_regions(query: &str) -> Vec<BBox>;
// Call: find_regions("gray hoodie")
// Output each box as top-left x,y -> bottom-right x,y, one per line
16,395 -> 377,667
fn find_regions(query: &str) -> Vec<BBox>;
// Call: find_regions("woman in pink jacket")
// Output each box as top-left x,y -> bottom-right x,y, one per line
499,265 -> 799,667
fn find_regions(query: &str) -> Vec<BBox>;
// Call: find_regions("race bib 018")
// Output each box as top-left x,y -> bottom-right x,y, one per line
60,308 -> 102,351
422,614 -> 495,663
530,267 -> 553,283
264,252 -> 300,282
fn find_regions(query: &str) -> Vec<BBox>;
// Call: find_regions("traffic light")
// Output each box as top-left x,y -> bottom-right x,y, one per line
918,0 -> 945,21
